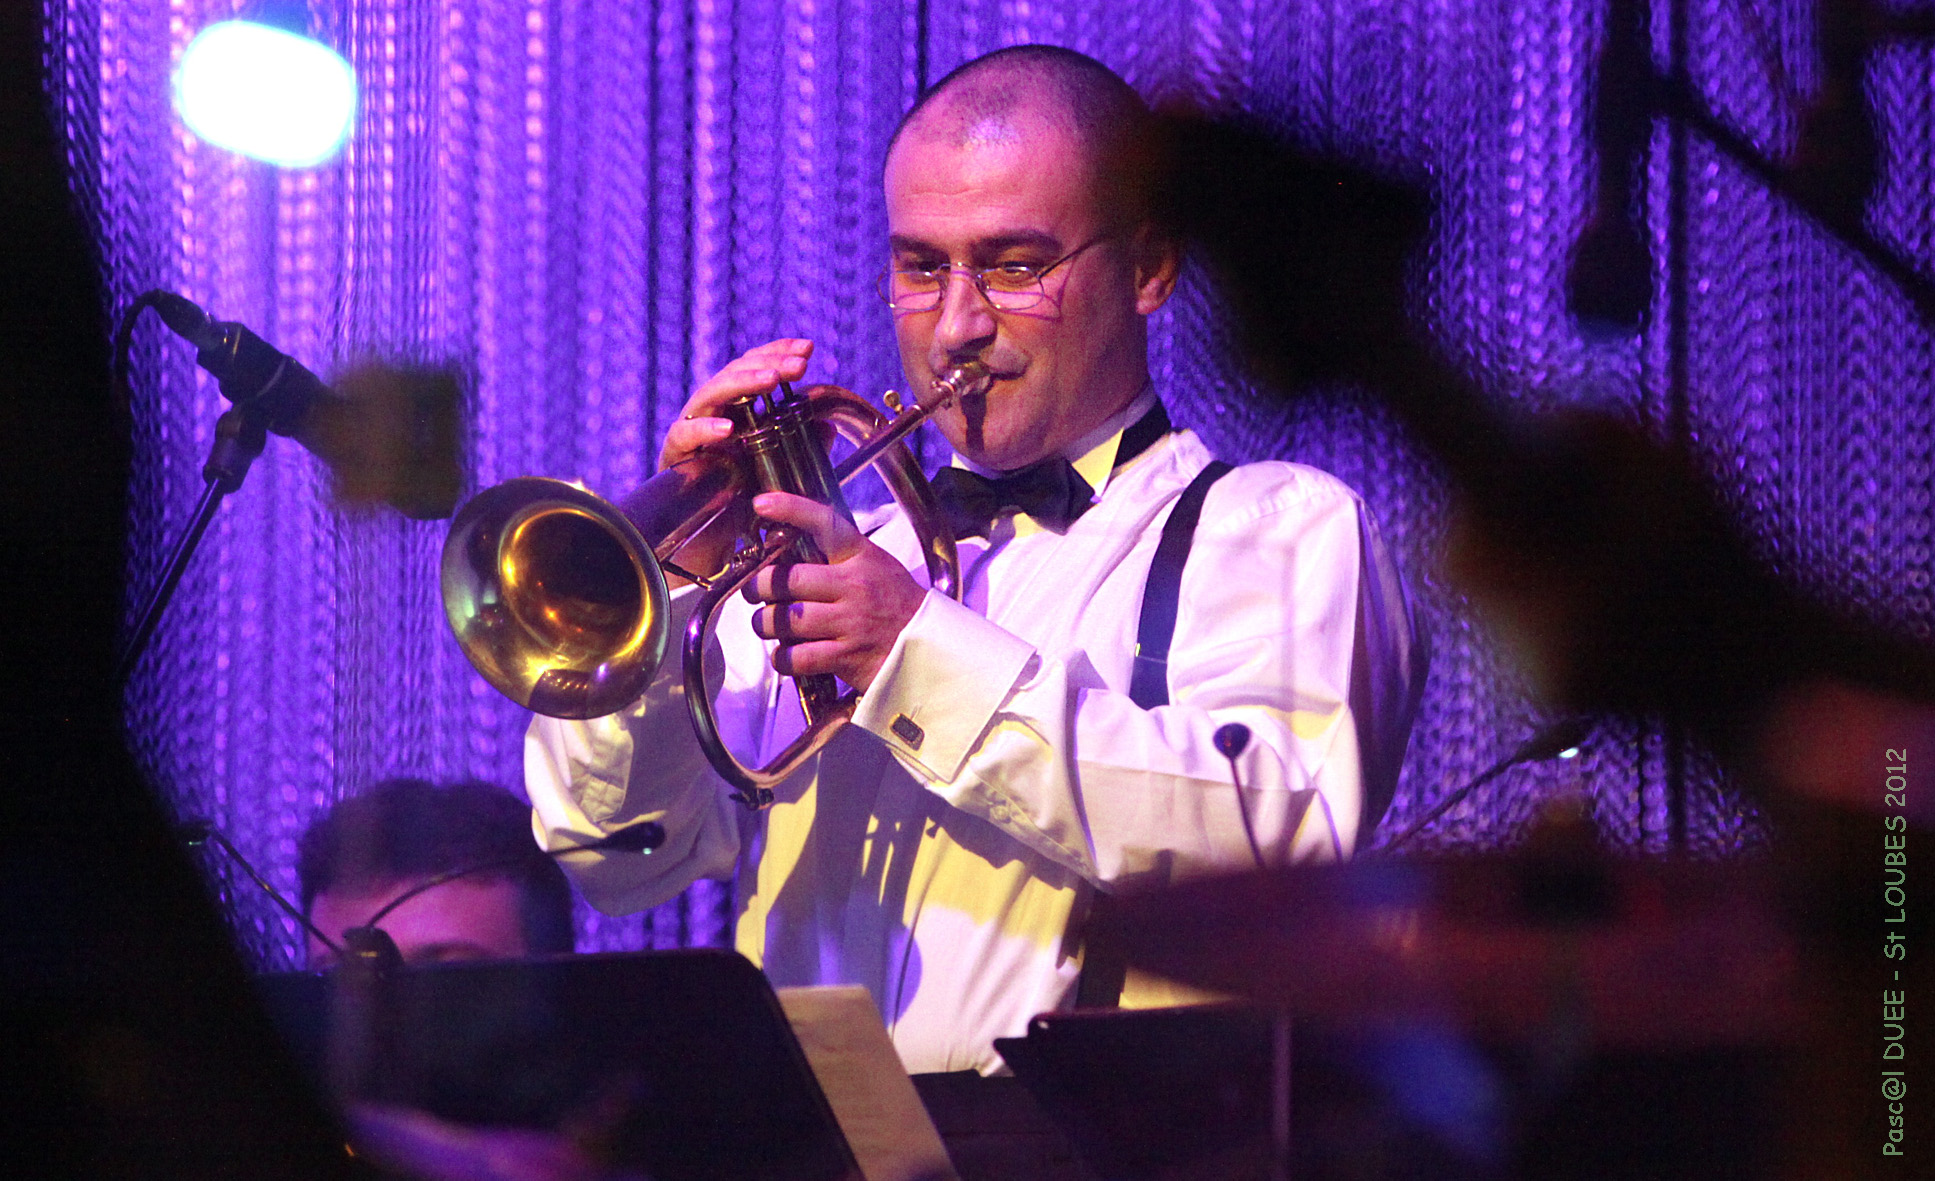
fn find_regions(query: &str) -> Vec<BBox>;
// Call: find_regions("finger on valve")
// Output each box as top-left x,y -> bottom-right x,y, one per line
660,339 -> 813,470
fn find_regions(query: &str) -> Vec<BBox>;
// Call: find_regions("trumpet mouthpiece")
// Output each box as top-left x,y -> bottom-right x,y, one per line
929,360 -> 993,408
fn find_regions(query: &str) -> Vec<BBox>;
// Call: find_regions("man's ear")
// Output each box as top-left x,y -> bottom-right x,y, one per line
1132,223 -> 1182,315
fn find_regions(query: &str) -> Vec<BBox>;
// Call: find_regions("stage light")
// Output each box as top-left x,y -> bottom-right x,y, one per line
173,20 -> 357,168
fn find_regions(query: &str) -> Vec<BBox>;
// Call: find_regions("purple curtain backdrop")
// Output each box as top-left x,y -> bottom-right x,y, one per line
43,0 -> 1934,969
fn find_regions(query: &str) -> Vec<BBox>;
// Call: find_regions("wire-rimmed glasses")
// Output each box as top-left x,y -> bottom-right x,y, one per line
876,234 -> 1115,313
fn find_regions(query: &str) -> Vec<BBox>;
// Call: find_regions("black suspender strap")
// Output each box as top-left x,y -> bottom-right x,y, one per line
1077,458 -> 1234,1009
1127,460 -> 1234,709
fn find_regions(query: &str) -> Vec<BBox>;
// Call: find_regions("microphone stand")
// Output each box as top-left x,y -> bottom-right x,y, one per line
113,291 -> 275,686
319,820 -> 665,1099
188,815 -> 662,1103
116,407 -> 266,685
182,818 -> 404,1098
119,288 -> 454,683
182,818 -> 343,959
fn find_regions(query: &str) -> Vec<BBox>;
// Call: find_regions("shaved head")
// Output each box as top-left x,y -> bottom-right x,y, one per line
888,46 -> 1154,216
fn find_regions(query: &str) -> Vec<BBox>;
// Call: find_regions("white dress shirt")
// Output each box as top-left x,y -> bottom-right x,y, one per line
525,400 -> 1425,1074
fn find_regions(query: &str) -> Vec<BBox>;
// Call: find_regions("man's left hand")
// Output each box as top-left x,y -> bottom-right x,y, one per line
744,492 -> 926,694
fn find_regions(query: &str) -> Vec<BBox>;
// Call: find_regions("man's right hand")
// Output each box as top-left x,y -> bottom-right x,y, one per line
659,338 -> 814,471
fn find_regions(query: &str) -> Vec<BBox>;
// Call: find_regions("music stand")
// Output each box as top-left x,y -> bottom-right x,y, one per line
996,1005 -> 1498,1181
258,948 -> 859,1181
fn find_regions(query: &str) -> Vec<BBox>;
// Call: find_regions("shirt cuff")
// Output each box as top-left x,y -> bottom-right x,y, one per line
852,589 -> 1036,783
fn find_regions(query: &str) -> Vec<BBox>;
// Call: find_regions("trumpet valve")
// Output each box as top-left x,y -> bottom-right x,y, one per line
883,389 -> 904,414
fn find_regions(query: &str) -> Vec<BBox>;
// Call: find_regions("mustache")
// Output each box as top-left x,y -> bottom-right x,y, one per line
923,349 -> 1013,454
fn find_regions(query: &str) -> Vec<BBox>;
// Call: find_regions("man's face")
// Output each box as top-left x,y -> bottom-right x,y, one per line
884,110 -> 1175,471
306,877 -> 531,969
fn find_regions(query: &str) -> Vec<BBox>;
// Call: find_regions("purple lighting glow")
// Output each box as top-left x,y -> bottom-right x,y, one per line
42,0 -> 1935,967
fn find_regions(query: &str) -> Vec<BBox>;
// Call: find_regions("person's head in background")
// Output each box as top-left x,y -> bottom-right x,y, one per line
297,778 -> 575,968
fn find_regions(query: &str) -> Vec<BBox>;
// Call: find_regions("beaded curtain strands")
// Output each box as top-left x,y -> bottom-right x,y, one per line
58,0 -> 1934,960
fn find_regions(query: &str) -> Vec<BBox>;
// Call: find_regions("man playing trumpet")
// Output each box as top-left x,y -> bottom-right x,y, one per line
526,45 -> 1424,1075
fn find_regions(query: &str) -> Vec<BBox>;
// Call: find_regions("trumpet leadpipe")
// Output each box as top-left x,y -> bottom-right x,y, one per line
832,360 -> 991,484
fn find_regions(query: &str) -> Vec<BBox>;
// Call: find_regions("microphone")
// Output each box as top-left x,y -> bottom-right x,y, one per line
1789,0 -> 1880,239
151,291 -> 331,437
1213,723 -> 1266,868
1379,717 -> 1596,853
581,820 -> 670,854
1509,715 -> 1593,765
145,291 -> 463,519
1213,723 -> 1251,761
349,819 -> 669,948
1565,0 -> 1654,335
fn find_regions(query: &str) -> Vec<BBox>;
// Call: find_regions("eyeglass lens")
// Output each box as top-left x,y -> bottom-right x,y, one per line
880,268 -> 1047,312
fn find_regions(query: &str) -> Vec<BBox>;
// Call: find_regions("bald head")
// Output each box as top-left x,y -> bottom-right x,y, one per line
888,46 -> 1154,215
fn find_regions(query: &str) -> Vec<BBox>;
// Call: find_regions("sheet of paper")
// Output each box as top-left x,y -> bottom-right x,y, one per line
777,985 -> 958,1181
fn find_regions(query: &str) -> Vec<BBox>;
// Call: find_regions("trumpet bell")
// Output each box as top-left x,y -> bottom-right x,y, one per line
441,477 -> 671,719
439,363 -> 986,803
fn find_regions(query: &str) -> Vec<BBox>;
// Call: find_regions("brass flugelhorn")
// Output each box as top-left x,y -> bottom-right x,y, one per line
441,360 -> 992,806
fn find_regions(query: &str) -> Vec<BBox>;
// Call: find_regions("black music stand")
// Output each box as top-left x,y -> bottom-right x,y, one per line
996,1005 -> 1285,1180
999,1006 -> 1511,1180
257,949 -> 859,1181
997,1005 -> 1782,1180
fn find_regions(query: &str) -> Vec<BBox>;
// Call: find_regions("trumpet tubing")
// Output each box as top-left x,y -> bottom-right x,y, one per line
440,360 -> 991,801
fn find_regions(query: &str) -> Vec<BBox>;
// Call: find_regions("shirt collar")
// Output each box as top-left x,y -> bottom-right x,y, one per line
1064,383 -> 1160,500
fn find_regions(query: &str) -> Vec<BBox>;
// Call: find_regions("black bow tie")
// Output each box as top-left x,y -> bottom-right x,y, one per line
928,401 -> 1174,540
930,461 -> 1095,540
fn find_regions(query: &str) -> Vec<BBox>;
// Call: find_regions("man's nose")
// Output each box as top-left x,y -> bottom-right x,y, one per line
932,270 -> 997,357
